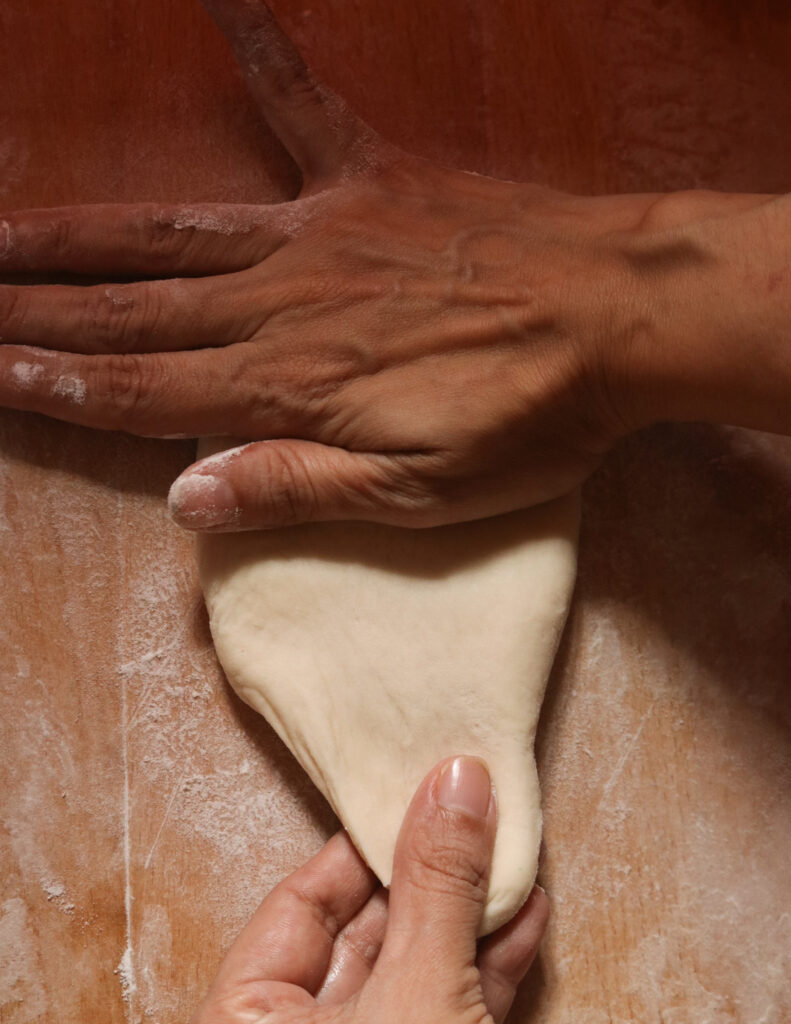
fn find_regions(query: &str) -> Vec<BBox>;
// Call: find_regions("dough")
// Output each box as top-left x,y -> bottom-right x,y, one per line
198,478 -> 578,935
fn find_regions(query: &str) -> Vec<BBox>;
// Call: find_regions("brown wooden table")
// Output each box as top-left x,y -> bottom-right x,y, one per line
1,3 -> 790,1021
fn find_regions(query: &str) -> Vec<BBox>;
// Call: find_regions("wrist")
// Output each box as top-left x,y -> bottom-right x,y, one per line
610,190 -> 791,436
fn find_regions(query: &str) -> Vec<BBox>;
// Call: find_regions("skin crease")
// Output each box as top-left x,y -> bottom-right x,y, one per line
2,1 -> 791,1019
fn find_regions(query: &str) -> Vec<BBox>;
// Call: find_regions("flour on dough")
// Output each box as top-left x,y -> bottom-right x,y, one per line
198,466 -> 578,935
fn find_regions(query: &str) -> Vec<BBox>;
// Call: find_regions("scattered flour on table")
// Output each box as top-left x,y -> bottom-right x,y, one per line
1,445 -> 330,1024
0,899 -> 48,1022
109,485 -> 332,1019
540,591 -> 791,1024
5,426 -> 789,1023
115,947 -> 137,1004
40,879 -> 75,914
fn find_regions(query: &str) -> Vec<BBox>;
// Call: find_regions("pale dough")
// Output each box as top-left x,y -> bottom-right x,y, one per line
198,474 -> 578,935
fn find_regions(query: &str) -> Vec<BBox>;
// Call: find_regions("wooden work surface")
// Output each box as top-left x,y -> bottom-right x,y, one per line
1,2 -> 790,1021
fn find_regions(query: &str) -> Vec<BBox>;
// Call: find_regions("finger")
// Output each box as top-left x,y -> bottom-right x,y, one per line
0,272 -> 253,354
167,438 -> 427,531
0,204 -> 288,278
206,831 -> 377,1005
315,888 -> 389,1004
0,344 -> 255,435
377,757 -> 496,988
477,886 -> 550,1024
201,0 -> 379,184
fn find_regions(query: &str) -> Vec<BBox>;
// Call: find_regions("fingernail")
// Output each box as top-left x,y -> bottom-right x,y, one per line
168,473 -> 239,528
437,756 -> 491,820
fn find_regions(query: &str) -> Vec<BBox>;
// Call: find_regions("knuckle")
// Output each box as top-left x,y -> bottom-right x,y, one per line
372,456 -> 453,527
300,902 -> 340,942
91,352 -> 151,419
143,211 -> 193,269
0,216 -> 15,261
243,361 -> 323,437
47,215 -> 75,261
269,59 -> 322,108
341,933 -> 381,972
636,189 -> 710,233
84,285 -> 157,353
451,979 -> 496,1024
194,982 -> 278,1024
336,921 -> 384,971
0,285 -> 25,334
257,444 -> 320,525
277,876 -> 340,939
481,962 -> 517,1002
405,831 -> 489,906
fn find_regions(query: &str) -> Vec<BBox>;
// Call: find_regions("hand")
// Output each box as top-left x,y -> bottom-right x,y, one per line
6,1 -> 773,531
192,757 -> 549,1024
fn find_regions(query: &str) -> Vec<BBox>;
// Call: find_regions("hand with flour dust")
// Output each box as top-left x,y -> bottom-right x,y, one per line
2,1 -> 790,530
191,757 -> 549,1024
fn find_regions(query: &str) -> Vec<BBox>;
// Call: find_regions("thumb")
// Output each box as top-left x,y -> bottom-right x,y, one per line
167,438 -> 423,531
378,757 -> 496,985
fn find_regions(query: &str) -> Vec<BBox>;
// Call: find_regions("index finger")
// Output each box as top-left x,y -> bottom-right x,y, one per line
203,831 -> 378,1008
0,344 -> 253,437
201,0 -> 381,185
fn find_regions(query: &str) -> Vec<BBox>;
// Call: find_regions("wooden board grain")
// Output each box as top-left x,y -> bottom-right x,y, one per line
1,2 -> 790,1022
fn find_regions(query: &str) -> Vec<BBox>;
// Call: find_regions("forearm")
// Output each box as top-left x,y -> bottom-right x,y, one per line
618,191 -> 791,437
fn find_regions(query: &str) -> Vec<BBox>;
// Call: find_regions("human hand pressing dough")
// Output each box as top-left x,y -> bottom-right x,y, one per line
1,0 -> 676,532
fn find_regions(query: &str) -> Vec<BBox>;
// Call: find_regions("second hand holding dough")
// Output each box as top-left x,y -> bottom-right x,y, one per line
0,0 -> 673,534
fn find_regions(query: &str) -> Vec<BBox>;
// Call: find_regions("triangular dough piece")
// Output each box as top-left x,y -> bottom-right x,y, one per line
198,494 -> 578,934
